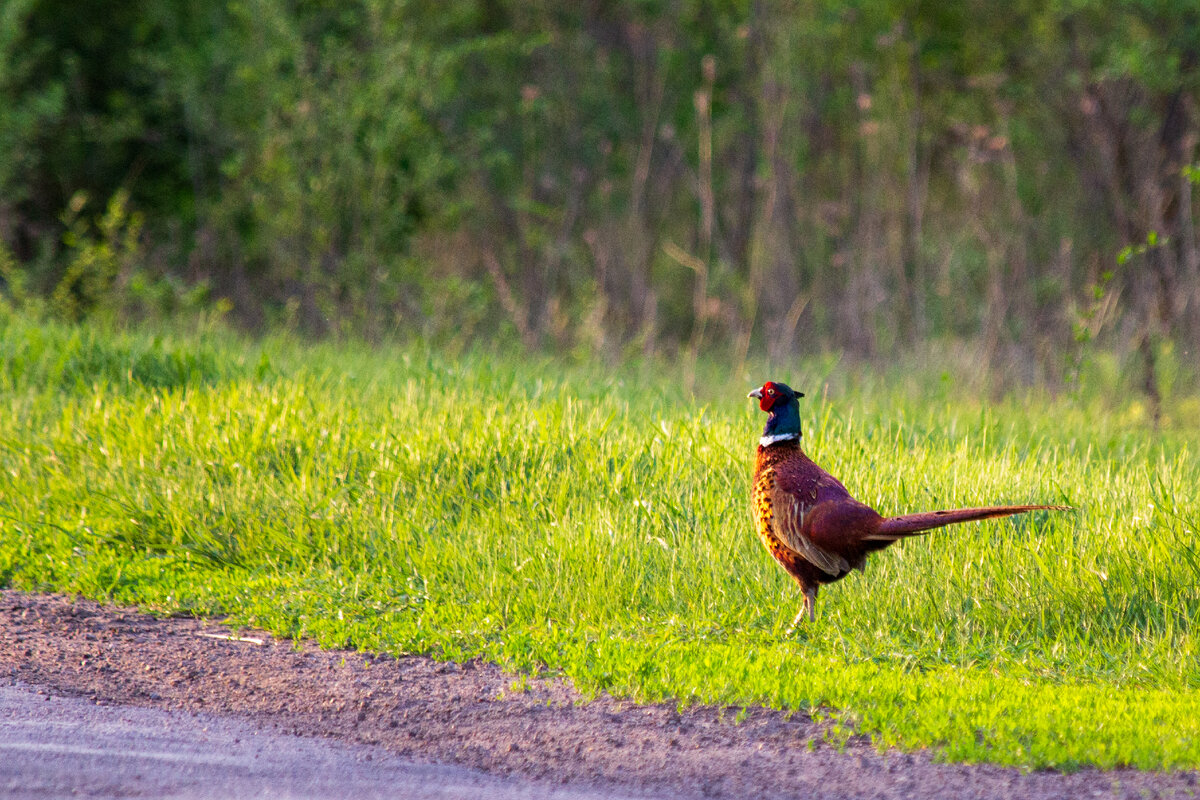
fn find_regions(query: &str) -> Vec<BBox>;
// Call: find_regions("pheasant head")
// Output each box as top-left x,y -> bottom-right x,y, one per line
748,381 -> 805,446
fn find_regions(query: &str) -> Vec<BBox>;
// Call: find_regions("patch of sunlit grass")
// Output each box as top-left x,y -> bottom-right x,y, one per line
0,310 -> 1197,769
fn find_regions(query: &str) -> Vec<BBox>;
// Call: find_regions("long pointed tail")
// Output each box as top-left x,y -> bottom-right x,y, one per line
866,504 -> 1069,541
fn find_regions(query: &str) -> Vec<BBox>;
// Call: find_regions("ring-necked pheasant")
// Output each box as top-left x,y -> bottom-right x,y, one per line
748,380 -> 1066,628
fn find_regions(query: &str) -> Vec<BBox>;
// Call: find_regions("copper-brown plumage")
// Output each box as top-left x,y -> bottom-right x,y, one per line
748,381 -> 1067,627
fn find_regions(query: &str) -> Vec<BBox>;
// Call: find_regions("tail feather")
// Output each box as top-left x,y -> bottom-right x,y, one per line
864,504 -> 1069,541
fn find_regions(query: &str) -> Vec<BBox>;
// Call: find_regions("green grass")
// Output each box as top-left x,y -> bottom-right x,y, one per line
1,309 -> 1198,770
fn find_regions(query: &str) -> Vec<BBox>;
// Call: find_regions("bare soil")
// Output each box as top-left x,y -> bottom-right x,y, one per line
0,590 -> 1195,799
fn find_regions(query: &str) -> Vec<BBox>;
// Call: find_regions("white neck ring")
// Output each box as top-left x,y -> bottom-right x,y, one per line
759,432 -> 799,447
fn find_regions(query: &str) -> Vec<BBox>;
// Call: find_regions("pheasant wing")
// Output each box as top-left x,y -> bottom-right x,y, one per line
769,487 -> 852,577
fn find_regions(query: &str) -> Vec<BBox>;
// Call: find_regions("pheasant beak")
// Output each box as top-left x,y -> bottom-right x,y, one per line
747,387 -> 764,400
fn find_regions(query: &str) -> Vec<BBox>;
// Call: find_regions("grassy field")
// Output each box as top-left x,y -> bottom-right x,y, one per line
1,309 -> 1198,771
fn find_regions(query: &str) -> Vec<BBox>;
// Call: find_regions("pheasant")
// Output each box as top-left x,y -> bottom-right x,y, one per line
748,380 -> 1066,628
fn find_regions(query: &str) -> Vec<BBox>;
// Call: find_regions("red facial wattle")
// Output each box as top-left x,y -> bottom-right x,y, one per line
759,382 -> 779,412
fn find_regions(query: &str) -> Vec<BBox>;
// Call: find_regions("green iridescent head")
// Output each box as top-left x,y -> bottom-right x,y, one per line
747,380 -> 805,445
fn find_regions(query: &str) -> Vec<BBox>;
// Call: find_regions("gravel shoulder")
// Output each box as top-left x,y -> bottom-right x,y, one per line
0,683 -> 643,800
0,590 -> 1195,799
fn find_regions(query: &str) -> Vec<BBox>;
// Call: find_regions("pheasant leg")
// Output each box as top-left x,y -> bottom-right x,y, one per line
785,588 -> 818,633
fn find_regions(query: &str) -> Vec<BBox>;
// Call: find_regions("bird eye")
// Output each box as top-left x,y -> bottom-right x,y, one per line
767,388 -> 776,396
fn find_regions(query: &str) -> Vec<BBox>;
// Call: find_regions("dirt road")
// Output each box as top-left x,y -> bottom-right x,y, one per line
0,591 -> 1194,799
0,683 -> 648,799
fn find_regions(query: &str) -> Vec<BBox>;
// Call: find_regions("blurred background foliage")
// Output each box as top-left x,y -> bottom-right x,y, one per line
1,0 -> 1199,403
